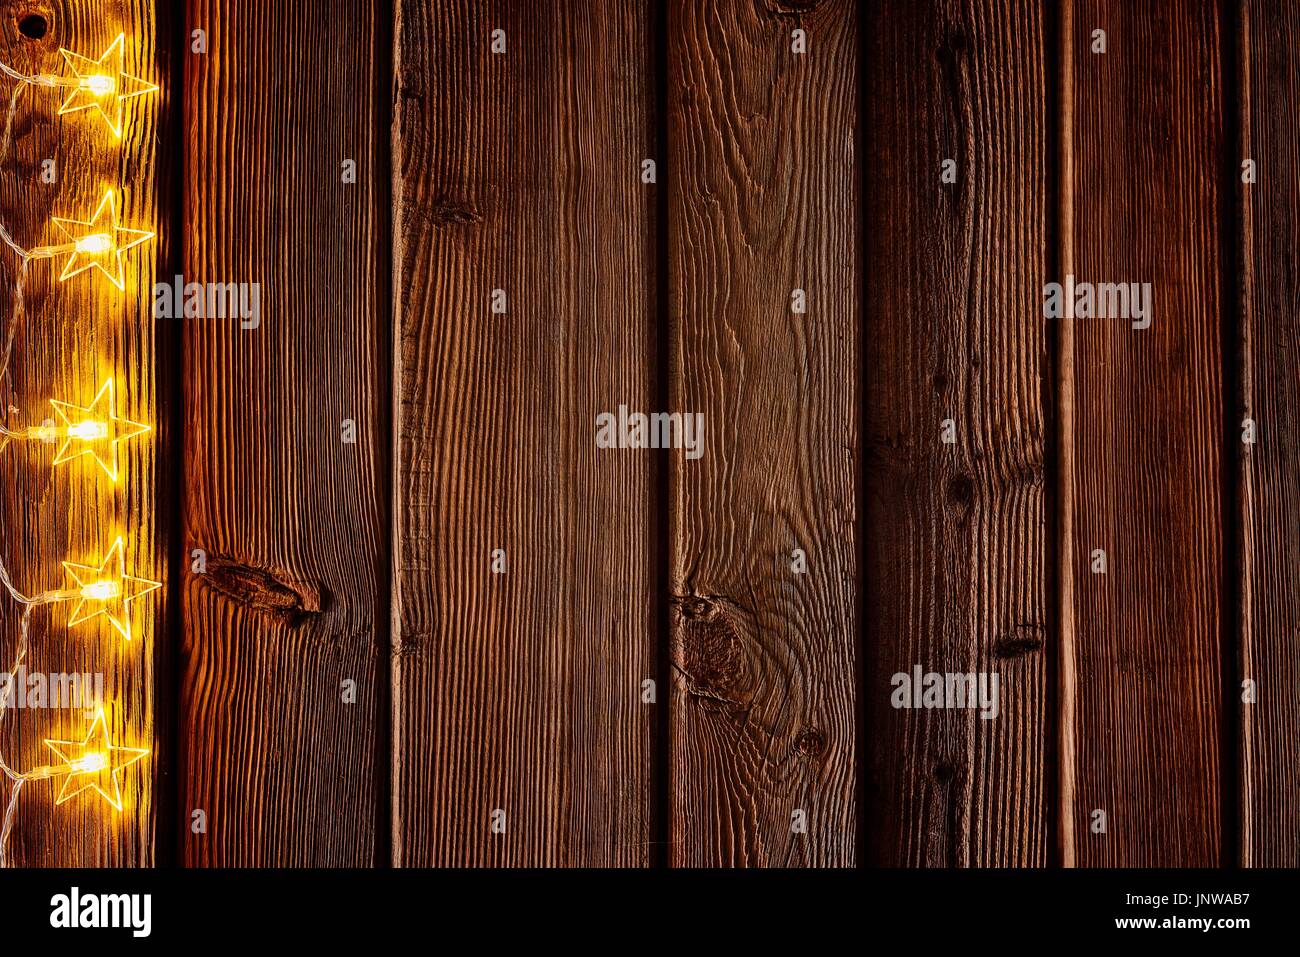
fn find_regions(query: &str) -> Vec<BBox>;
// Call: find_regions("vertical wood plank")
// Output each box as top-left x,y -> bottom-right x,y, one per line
0,0 -> 163,867
1060,0 -> 1226,866
667,0 -> 857,867
864,0 -> 1050,867
179,0 -> 390,865
1238,0 -> 1300,868
392,0 -> 655,866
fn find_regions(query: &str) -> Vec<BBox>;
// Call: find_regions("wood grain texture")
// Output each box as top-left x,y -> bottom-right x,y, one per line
1060,0 -> 1226,866
179,0 -> 389,865
1238,0 -> 1300,868
667,0 -> 857,867
0,0 -> 163,867
392,0 -> 655,866
864,0 -> 1049,867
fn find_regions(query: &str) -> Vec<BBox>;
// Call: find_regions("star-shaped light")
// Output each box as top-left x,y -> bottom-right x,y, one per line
62,537 -> 160,642
58,33 -> 158,137
44,709 -> 149,811
49,379 -> 150,482
51,191 -> 154,291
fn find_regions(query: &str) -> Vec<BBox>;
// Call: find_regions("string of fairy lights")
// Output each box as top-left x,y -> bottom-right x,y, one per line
0,32 -> 158,866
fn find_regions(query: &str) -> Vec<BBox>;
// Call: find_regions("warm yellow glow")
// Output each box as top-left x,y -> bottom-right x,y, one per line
49,379 -> 150,481
43,709 -> 149,811
51,192 -> 154,291
58,34 -> 157,137
74,233 -> 112,254
66,420 -> 109,441
70,753 -> 108,773
80,75 -> 115,96
80,581 -> 121,601
62,537 -> 160,642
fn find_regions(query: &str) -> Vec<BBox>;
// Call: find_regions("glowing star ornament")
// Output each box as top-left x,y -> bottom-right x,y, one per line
51,191 -> 154,290
48,379 -> 150,481
58,33 -> 158,137
62,538 -> 160,642
43,709 -> 149,811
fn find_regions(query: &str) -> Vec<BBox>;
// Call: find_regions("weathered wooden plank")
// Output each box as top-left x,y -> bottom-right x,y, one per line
0,0 -> 164,866
1238,0 -> 1300,868
392,0 -> 655,866
179,0 -> 389,865
0,0 -> 165,868
667,0 -> 857,867
864,0 -> 1050,867
1059,0 -> 1226,866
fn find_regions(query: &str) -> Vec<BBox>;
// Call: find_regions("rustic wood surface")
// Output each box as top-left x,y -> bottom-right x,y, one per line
1238,0 -> 1300,869
391,0 -> 656,866
178,0 -> 390,866
864,0 -> 1049,867
5,0 -> 1300,870
0,0 -> 163,867
1060,0 -> 1227,866
667,0 -> 858,867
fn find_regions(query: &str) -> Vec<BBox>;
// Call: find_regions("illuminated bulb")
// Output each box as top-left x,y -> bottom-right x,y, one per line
51,192 -> 154,291
70,753 -> 109,774
62,537 -> 160,642
80,581 -> 121,601
44,709 -> 149,811
58,34 -> 157,137
74,233 -> 112,254
47,379 -> 149,482
67,420 -> 109,441
79,74 -> 115,95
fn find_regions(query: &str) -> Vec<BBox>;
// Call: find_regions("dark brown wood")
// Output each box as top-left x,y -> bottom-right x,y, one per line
1238,0 -> 1300,868
178,0 -> 389,865
864,0 -> 1050,867
1059,0 -> 1226,866
0,0 -> 164,868
391,0 -> 656,866
667,0 -> 858,867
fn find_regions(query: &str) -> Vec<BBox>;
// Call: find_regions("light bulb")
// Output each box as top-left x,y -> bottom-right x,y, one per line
70,753 -> 108,774
66,420 -> 109,441
80,580 -> 121,601
79,75 -> 115,95
74,233 -> 112,254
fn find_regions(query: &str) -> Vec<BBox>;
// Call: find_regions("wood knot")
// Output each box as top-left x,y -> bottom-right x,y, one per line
946,472 -> 975,508
17,12 -> 47,41
770,0 -> 824,15
994,623 -> 1045,658
794,729 -> 825,757
422,195 -> 481,228
670,592 -> 752,712
936,25 -> 969,65
203,557 -> 326,625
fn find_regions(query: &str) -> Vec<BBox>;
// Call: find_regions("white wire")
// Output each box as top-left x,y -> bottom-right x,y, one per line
0,779 -> 23,867
0,61 -> 68,866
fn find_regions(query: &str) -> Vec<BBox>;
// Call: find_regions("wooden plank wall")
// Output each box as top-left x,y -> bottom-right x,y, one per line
1238,0 -> 1300,868
178,0 -> 390,865
391,0 -> 655,867
0,0 -> 163,867
667,0 -> 858,868
864,0 -> 1048,867
8,0 -> 1300,869
1061,0 -> 1226,867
